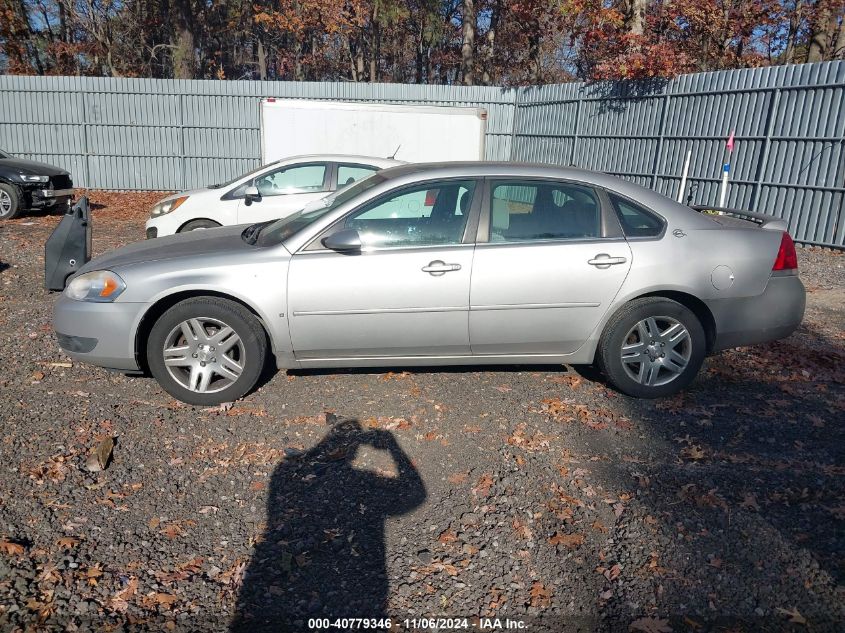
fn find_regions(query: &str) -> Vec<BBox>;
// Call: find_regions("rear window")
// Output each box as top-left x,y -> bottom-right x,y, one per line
610,195 -> 664,238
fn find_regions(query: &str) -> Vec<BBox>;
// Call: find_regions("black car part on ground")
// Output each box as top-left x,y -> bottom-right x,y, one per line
45,196 -> 92,291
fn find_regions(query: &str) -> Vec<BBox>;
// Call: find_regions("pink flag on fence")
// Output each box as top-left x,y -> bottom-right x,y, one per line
726,131 -> 735,153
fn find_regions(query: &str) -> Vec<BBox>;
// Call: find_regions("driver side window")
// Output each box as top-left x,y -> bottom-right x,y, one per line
342,180 -> 475,248
254,164 -> 327,197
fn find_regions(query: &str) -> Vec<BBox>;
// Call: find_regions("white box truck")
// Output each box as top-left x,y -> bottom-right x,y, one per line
260,99 -> 487,164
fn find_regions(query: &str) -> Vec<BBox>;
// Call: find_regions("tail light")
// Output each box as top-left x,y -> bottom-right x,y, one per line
772,231 -> 798,271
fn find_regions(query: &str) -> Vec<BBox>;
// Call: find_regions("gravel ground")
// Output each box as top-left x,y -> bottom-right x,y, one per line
0,194 -> 843,632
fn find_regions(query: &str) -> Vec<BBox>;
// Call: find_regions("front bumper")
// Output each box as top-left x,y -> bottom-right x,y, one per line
708,273 -> 806,352
145,213 -> 181,239
28,186 -> 75,209
53,294 -> 147,371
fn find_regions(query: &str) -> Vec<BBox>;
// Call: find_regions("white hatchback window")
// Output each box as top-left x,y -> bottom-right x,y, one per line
255,164 -> 326,196
338,164 -> 379,187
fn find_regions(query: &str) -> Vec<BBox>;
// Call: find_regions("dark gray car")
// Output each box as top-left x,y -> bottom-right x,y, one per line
53,162 -> 805,406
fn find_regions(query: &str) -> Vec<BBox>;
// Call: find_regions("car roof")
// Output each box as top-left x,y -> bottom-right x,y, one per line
274,154 -> 404,167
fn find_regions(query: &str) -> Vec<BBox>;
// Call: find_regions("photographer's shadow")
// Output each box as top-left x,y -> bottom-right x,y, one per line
232,419 -> 426,631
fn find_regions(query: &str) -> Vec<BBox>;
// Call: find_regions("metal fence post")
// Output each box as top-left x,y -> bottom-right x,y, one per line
569,93 -> 582,166
751,87 -> 781,211
509,88 -> 521,160
179,93 -> 187,190
81,88 -> 91,189
651,93 -> 670,189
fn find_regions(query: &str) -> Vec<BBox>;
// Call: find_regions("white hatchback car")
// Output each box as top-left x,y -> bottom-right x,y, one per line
145,155 -> 402,238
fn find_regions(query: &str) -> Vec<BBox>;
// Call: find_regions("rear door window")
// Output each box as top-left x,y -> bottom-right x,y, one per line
337,164 -> 380,187
489,181 -> 602,242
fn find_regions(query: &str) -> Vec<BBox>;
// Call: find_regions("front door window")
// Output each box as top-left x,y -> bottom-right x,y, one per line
340,180 -> 475,248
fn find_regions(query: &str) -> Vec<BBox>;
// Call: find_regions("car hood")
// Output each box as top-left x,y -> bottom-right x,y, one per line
0,157 -> 69,177
79,224 -> 255,273
154,187 -> 213,203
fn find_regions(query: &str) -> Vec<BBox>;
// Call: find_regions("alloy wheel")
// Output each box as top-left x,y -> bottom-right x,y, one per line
620,316 -> 691,387
0,190 -> 11,215
162,317 -> 246,393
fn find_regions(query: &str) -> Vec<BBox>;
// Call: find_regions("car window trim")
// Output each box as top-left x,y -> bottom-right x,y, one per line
605,191 -> 667,241
299,176 -> 484,254
336,162 -> 381,190
475,176 -> 621,244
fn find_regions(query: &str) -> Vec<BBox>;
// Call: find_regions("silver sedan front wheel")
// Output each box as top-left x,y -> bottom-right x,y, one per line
147,297 -> 268,406
620,316 -> 691,387
162,317 -> 246,394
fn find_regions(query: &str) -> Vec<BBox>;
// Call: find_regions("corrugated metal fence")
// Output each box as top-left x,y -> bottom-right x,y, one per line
1,61 -> 843,247
512,62 -> 845,248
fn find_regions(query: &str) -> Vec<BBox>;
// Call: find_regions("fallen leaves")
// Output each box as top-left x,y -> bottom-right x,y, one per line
629,616 -> 673,633
506,422 -> 551,452
28,455 -> 69,484
108,576 -> 138,613
472,473 -> 494,497
548,532 -> 584,548
0,540 -> 26,556
529,581 -> 552,608
448,471 -> 469,485
56,536 -> 79,550
775,606 -> 806,625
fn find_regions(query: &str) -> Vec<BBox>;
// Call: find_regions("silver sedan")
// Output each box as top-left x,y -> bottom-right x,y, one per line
53,163 -> 806,405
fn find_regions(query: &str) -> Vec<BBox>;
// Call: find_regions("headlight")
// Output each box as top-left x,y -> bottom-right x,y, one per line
65,271 -> 126,302
20,174 -> 49,183
150,196 -> 188,217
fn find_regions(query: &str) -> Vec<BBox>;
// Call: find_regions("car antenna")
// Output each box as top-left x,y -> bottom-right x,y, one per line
388,144 -> 401,160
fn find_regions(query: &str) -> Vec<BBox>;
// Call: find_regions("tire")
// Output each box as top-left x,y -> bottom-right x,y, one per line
596,297 -> 706,399
179,219 -> 221,233
146,297 -> 268,406
0,183 -> 22,220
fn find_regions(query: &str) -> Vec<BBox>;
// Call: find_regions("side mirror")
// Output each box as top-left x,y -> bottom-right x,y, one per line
322,228 -> 362,252
244,185 -> 260,202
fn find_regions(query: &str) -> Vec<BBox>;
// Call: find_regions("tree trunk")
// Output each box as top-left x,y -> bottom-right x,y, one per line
835,15 -> 845,59
172,0 -> 195,79
808,0 -> 837,62
784,0 -> 804,63
369,2 -> 379,82
624,0 -> 647,38
461,0 -> 475,85
257,39 -> 267,80
481,0 -> 500,85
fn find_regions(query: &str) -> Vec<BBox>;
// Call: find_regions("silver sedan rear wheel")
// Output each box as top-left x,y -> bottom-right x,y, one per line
620,316 -> 691,387
162,317 -> 246,394
596,297 -> 706,398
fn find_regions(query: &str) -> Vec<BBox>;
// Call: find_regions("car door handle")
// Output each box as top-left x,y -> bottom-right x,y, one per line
422,260 -> 462,276
588,254 -> 628,268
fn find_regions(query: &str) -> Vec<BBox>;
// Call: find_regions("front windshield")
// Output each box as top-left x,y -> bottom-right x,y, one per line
257,173 -> 386,246
208,161 -> 276,189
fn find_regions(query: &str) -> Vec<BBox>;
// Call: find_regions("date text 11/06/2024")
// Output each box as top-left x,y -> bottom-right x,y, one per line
307,618 -> 528,630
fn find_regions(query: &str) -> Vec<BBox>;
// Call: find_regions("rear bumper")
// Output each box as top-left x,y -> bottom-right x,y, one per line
53,294 -> 145,371
708,273 -> 806,352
